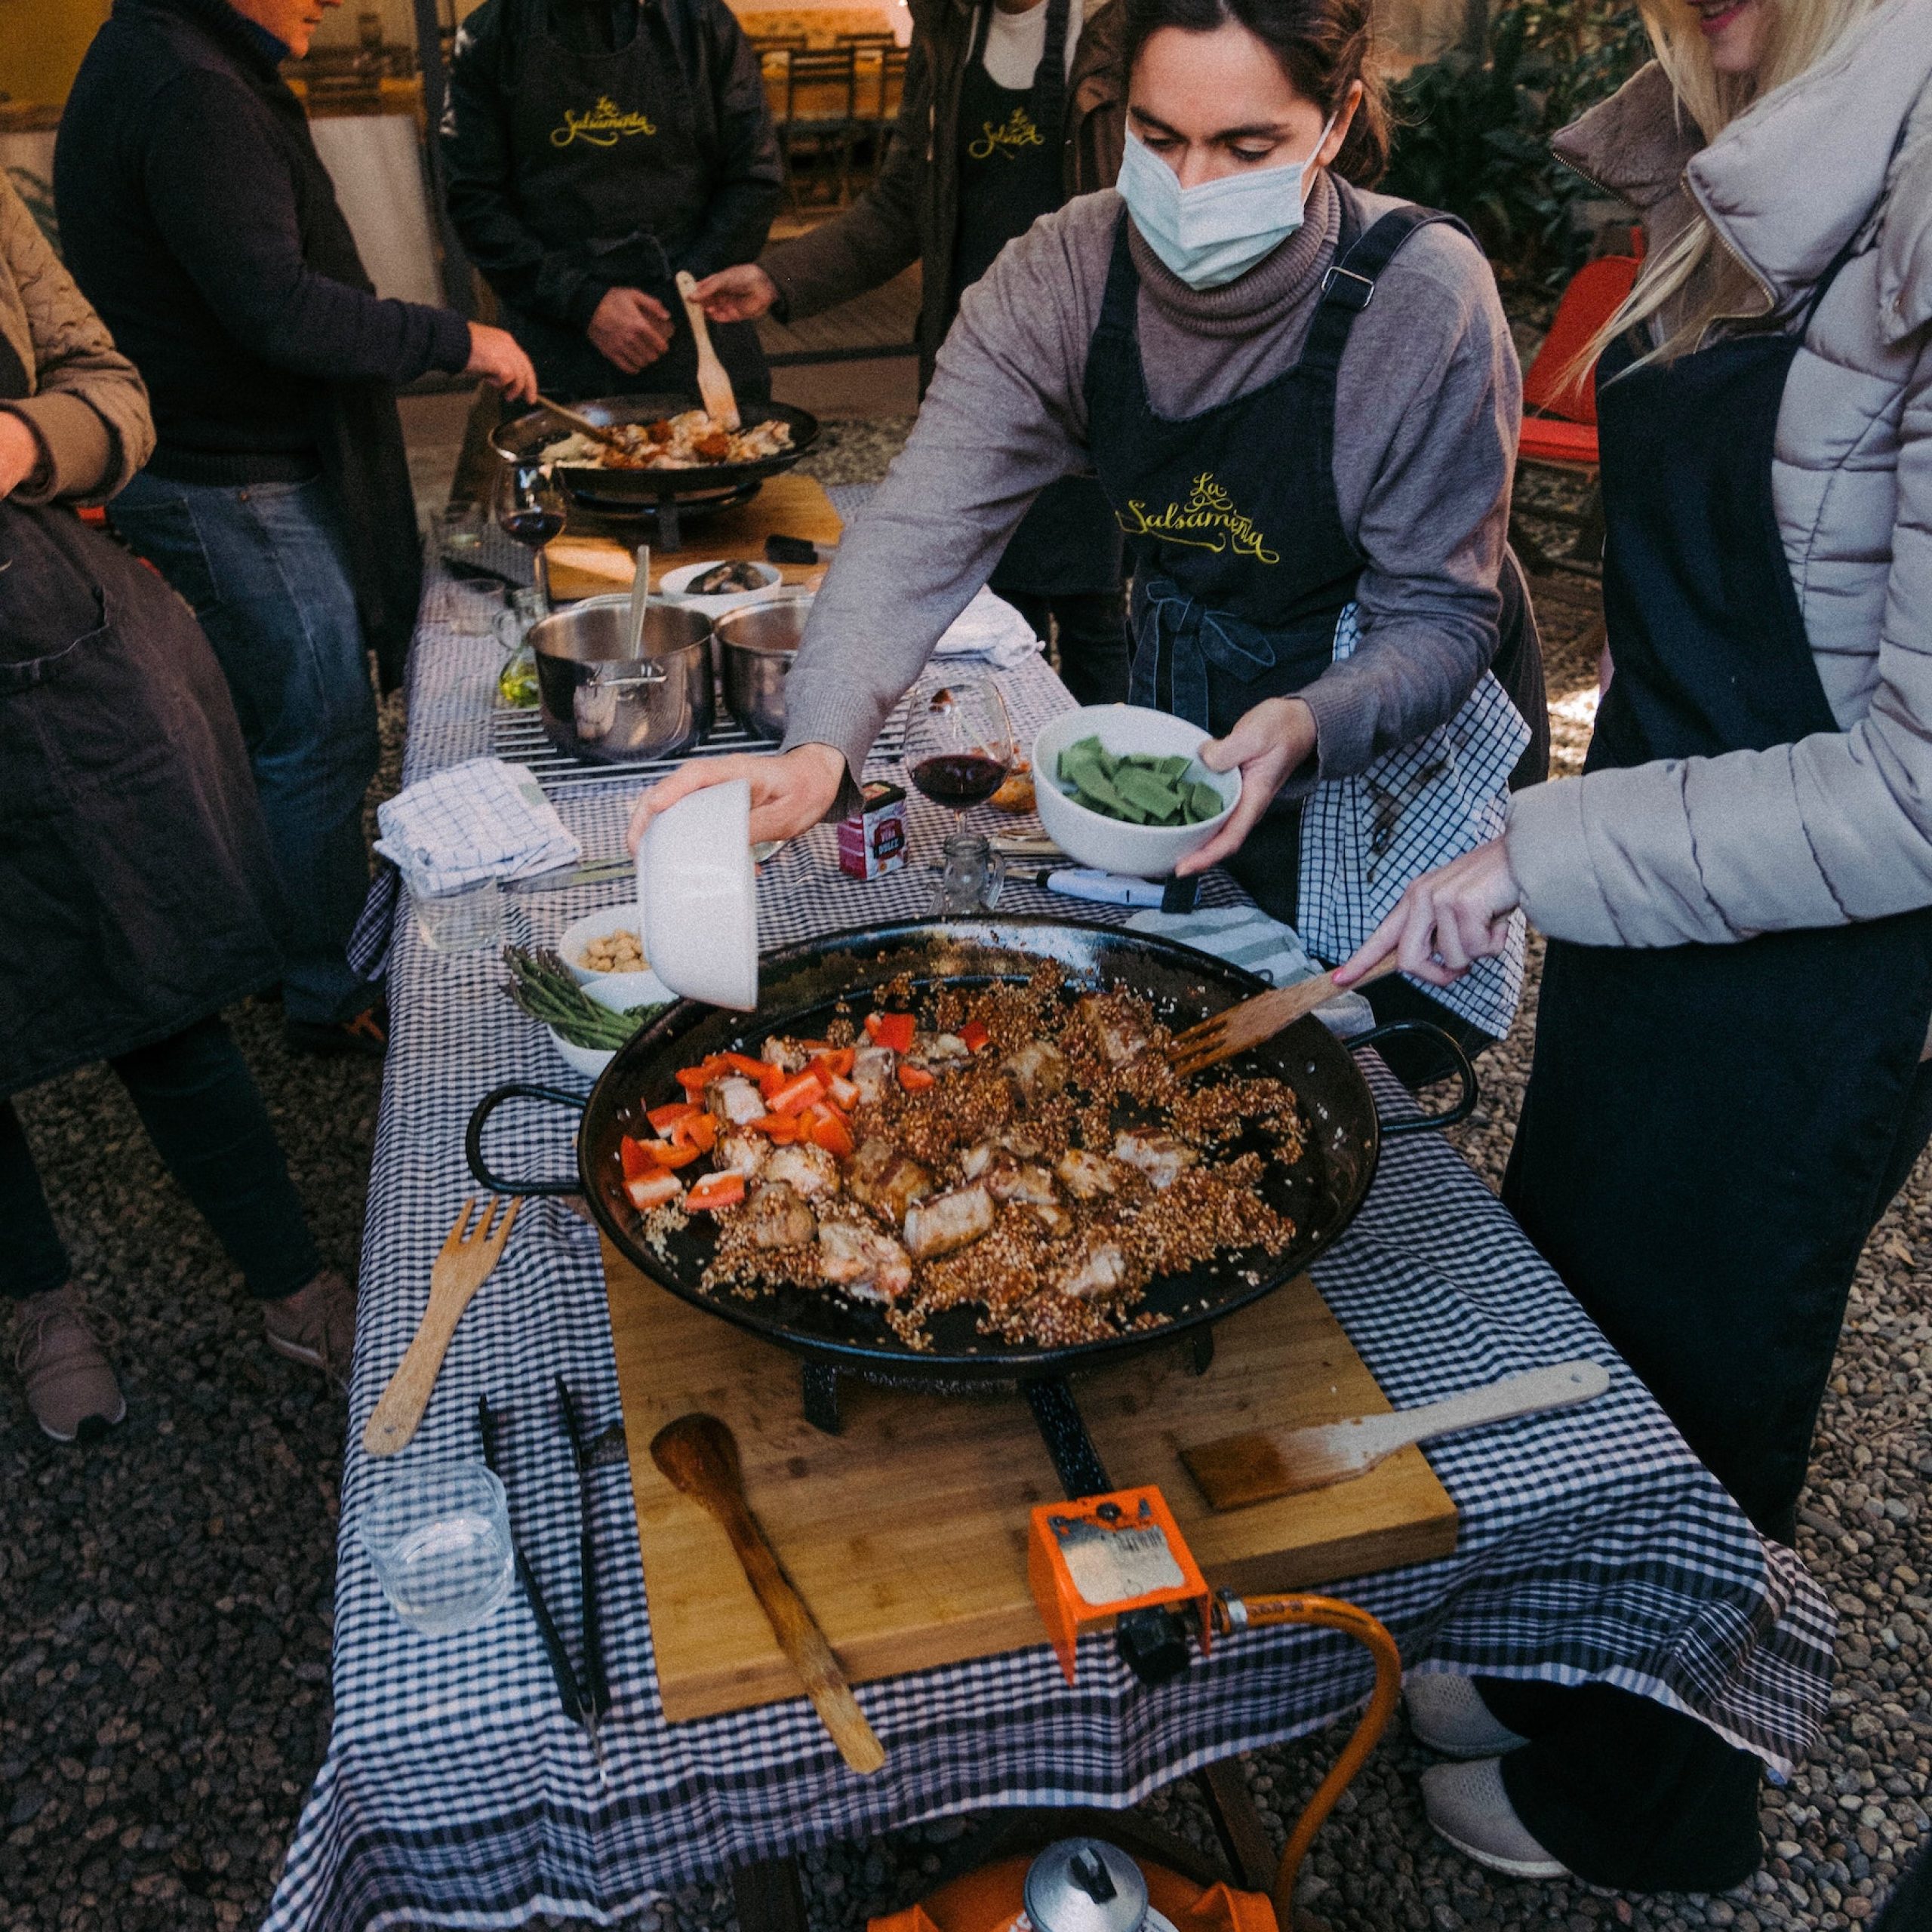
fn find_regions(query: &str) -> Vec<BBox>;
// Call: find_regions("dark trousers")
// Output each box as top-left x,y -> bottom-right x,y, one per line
1003,589 -> 1131,709
2,1015 -> 321,1304
1480,1057 -> 1932,1893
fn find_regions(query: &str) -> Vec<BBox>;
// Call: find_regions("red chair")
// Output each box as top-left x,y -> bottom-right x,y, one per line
1510,238 -> 1644,578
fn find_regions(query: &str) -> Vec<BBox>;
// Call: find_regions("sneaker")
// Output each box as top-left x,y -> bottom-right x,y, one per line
11,1286 -> 126,1443
1405,1672 -> 1531,1758
1421,1758 -> 1571,1880
263,1269 -> 357,1392
285,999 -> 388,1060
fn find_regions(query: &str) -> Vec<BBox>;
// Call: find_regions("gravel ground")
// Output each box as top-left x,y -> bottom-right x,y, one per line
2,434 -> 1925,1932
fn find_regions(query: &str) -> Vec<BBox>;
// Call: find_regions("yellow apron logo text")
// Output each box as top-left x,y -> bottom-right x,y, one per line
968,106 -> 1044,162
551,97 -> 658,149
1116,472 -> 1280,564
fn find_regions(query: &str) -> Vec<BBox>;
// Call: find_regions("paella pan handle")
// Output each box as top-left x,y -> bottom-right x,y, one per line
1349,1022 -> 1479,1137
465,1083 -> 586,1196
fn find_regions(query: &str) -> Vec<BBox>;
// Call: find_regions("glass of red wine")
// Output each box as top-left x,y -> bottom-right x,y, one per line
494,460 -> 568,611
906,676 -> 1015,913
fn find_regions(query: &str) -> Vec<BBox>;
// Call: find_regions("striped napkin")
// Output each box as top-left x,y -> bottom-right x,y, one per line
1125,903 -> 1376,1036
373,758 -> 581,896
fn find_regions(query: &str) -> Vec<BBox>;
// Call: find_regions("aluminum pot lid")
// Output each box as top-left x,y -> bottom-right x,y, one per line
1022,1839 -> 1148,1932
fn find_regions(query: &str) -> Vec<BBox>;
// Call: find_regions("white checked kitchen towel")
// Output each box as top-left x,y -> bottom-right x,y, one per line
931,587 -> 1046,671
374,757 -> 581,895
1127,904 -> 1376,1035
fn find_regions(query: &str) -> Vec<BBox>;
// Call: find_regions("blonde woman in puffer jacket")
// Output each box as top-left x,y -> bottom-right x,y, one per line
1336,0 -> 1932,1899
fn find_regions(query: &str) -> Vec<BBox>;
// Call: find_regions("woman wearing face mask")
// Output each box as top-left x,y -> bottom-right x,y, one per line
1334,0 -> 1932,1894
632,0 -> 1547,1074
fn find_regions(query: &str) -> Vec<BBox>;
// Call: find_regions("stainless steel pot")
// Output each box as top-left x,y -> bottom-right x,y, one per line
528,595 -> 714,762
715,592 -> 811,741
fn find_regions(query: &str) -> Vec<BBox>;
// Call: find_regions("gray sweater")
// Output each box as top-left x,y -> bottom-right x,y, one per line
782,170 -> 1523,790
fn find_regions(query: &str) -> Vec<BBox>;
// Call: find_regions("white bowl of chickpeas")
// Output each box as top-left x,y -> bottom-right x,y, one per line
558,904 -> 652,986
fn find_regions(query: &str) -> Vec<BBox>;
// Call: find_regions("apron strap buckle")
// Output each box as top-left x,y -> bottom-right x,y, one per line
1320,265 -> 1377,312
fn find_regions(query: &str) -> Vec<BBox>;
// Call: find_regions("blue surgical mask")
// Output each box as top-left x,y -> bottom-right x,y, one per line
1117,118 -> 1336,291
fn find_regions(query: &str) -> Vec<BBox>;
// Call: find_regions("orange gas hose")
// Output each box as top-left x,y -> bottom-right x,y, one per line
1214,1593 -> 1402,1930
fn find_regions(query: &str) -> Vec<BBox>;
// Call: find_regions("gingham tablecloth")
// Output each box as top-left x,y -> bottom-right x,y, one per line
265,515 -> 1835,1931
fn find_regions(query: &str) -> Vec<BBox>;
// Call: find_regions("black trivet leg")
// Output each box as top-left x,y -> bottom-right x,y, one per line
731,1853 -> 808,1931
801,1360 -> 842,1435
1023,1377 -> 1110,1499
659,496 -> 682,552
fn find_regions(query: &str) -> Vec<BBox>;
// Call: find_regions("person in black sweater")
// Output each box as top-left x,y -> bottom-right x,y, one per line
55,0 -> 537,1057
441,0 -> 783,401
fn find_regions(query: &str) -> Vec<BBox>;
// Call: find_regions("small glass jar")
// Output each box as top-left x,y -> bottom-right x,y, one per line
933,830 -> 1004,915
494,592 -> 546,709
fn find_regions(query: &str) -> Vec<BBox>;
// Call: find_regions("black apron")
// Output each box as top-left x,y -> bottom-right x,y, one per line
1502,283 -> 1932,1545
502,0 -> 768,402
951,0 -> 1118,598
1083,187 -> 1455,919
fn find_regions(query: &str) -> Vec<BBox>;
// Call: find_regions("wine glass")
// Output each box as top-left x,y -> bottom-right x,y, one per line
905,676 -> 1015,912
494,460 -> 568,611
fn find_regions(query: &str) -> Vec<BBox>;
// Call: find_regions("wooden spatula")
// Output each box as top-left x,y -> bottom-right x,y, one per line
536,394 -> 623,449
363,1196 -> 521,1457
674,271 -> 741,431
1167,955 -> 1401,1078
650,1413 -> 885,1774
1180,1359 -> 1612,1510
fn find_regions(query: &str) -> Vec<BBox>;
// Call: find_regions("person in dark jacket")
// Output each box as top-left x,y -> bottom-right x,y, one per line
0,175 -> 355,1442
692,0 -> 1133,703
442,0 -> 784,403
54,0 -> 537,1058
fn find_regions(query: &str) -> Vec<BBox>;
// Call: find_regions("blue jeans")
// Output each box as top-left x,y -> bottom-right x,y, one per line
109,472 -> 381,1023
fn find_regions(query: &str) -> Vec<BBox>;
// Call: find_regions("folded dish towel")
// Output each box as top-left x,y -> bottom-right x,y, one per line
931,588 -> 1044,671
374,758 -> 581,896
1125,903 -> 1376,1036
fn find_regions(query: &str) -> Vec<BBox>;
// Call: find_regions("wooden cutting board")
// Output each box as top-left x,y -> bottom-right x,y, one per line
544,473 -> 842,603
603,1241 -> 1458,1722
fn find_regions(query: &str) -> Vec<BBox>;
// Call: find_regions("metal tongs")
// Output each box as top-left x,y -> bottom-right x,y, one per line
477,1385 -> 612,1767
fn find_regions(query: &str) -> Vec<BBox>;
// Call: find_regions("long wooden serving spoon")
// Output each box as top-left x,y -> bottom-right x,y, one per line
673,272 -> 742,431
649,1414 -> 885,1774
535,394 -> 624,449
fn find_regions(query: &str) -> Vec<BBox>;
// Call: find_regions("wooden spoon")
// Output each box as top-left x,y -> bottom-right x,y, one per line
649,1414 -> 885,1774
1166,955 -> 1401,1078
536,394 -> 623,448
674,272 -> 741,431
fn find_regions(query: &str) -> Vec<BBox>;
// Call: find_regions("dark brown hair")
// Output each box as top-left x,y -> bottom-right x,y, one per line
1120,0 -> 1391,185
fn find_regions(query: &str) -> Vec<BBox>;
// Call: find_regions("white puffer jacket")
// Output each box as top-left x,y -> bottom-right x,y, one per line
1506,0 -> 1932,948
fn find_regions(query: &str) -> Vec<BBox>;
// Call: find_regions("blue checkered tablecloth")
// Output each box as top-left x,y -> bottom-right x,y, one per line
263,503 -> 1836,1931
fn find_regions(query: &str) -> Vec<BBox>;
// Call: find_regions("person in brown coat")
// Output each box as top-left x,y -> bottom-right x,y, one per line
0,177 -> 355,1442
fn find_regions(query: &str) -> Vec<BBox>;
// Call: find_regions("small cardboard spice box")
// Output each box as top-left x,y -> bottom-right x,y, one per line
837,780 -> 909,881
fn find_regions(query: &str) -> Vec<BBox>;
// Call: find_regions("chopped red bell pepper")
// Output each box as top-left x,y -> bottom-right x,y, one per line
620,1134 -> 657,1182
770,1071 -> 829,1117
808,1047 -> 856,1083
825,1074 -> 860,1111
897,1063 -> 937,1092
648,1101 -> 700,1134
650,1139 -> 702,1169
686,1171 -> 746,1213
865,1011 -> 916,1054
756,1061 -> 787,1100
625,1168 -> 684,1211
959,1020 -> 991,1054
751,1113 -> 801,1143
807,1106 -> 854,1159
674,1112 -> 717,1152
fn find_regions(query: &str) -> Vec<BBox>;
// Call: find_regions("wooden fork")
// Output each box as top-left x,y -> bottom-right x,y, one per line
674,271 -> 741,431
363,1196 -> 522,1457
1167,955 -> 1401,1078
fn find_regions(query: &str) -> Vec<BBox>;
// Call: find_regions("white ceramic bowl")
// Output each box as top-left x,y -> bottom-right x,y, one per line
557,903 -> 650,986
1032,705 -> 1239,879
658,558 -> 784,618
638,780 -> 758,1011
549,970 -> 675,1079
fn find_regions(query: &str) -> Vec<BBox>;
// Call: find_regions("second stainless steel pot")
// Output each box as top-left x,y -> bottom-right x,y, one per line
528,595 -> 715,761
715,592 -> 811,741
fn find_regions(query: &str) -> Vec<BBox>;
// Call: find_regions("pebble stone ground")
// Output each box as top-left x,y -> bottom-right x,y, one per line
2,423 -> 1925,1932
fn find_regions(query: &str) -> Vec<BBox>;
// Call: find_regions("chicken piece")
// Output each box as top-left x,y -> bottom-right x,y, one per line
1029,1201 -> 1074,1237
766,1141 -> 840,1200
851,1044 -> 897,1104
1112,1130 -> 1198,1191
1078,993 -> 1152,1068
1056,1149 -> 1118,1201
912,1031 -> 971,1065
760,1036 -> 808,1075
1003,1039 -> 1069,1107
714,1130 -> 770,1180
982,1158 -> 1058,1207
1057,1241 -> 1128,1299
961,1128 -> 1044,1180
707,1076 -> 768,1128
903,1185 -> 996,1260
848,1137 -> 933,1223
747,1181 -> 815,1251
817,1221 -> 913,1303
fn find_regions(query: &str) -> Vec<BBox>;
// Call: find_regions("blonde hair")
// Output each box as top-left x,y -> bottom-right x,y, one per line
1591,0 -> 1882,367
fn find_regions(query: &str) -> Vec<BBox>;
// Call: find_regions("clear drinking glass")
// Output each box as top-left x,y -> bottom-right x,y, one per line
433,502 -> 485,553
359,1463 -> 515,1636
407,871 -> 506,955
905,676 -> 1016,914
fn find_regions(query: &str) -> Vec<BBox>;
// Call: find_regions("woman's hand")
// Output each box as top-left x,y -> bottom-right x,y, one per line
626,743 -> 847,854
691,264 -> 780,325
0,411 -> 42,499
1334,838 -> 1522,988
1173,697 -> 1319,876
465,323 -> 539,403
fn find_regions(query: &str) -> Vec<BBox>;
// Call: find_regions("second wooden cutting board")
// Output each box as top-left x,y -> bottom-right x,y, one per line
603,1240 -> 1457,1722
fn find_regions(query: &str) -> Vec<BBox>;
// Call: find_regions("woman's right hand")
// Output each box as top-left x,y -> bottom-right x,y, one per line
465,323 -> 539,403
626,743 -> 846,854
690,264 -> 781,325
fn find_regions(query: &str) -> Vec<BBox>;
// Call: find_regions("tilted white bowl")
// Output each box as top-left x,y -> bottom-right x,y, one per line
638,779 -> 759,1011
1032,705 -> 1239,879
